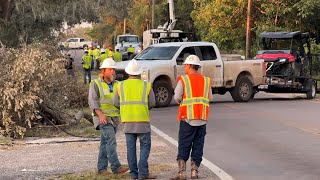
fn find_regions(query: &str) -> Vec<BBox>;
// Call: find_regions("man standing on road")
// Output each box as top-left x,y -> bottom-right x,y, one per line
113,48 -> 122,62
81,50 -> 92,84
64,53 -> 75,78
171,55 -> 212,180
112,59 -> 157,180
88,58 -> 129,175
127,45 -> 135,59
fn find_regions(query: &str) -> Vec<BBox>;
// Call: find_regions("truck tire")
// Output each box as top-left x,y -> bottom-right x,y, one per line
306,81 -> 316,99
83,44 -> 88,49
230,76 -> 253,102
153,80 -> 173,107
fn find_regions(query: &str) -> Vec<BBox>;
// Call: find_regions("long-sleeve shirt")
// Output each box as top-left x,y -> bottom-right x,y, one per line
174,80 -> 213,126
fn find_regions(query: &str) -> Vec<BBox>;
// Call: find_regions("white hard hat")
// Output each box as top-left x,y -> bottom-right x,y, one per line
84,49 -> 88,53
100,58 -> 116,69
101,48 -> 105,53
97,45 -> 100,49
125,59 -> 143,75
183,55 -> 201,66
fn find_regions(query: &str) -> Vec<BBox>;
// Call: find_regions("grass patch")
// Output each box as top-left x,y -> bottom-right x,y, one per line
24,122 -> 99,138
0,135 -> 13,145
51,164 -> 173,180
52,170 -> 132,180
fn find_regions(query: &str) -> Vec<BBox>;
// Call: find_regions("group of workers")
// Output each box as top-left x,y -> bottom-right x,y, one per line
88,54 -> 212,180
81,45 -> 135,84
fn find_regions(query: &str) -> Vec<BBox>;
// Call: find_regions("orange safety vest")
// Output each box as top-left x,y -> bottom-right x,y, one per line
177,74 -> 211,121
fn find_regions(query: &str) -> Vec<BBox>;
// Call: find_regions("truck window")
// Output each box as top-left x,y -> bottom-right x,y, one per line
176,47 -> 196,65
119,36 -> 139,43
135,46 -> 179,60
68,39 -> 78,42
80,39 -> 85,42
199,46 -> 217,60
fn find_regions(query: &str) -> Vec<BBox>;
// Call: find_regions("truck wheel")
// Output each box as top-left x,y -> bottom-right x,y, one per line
153,80 -> 173,107
306,81 -> 316,99
83,44 -> 88,49
230,76 -> 253,102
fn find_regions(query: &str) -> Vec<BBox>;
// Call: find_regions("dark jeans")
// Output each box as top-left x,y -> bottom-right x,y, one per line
97,124 -> 121,173
83,68 -> 91,84
125,132 -> 151,179
177,121 -> 206,167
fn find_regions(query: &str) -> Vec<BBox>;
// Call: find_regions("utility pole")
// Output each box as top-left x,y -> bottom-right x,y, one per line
151,0 -> 155,29
123,18 -> 126,34
246,0 -> 252,58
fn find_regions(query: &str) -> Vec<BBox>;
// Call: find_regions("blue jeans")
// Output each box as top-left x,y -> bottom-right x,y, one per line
83,68 -> 91,84
177,121 -> 206,167
125,132 -> 151,179
97,124 -> 121,173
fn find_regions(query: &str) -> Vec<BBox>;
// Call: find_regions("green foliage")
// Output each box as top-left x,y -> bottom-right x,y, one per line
0,0 -> 108,47
191,0 -> 320,54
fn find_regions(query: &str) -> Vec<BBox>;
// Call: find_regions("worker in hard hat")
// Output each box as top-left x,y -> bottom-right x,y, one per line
107,47 -> 114,58
81,50 -> 92,84
113,48 -> 122,62
112,59 -> 157,180
99,48 -> 108,66
127,45 -> 135,59
88,58 -> 129,175
171,55 -> 212,180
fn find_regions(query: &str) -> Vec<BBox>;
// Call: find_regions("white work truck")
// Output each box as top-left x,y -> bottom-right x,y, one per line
115,42 -> 266,107
58,38 -> 92,49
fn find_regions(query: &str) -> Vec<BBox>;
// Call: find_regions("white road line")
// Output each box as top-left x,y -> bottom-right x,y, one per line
151,125 -> 234,180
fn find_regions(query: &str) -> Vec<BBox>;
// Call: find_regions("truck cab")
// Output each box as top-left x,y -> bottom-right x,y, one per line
114,34 -> 141,60
115,42 -> 265,107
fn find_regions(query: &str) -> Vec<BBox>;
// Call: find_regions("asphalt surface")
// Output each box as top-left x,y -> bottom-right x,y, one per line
151,92 -> 320,180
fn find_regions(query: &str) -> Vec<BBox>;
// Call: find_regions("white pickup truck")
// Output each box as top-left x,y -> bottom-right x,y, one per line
58,38 -> 92,49
115,42 -> 266,107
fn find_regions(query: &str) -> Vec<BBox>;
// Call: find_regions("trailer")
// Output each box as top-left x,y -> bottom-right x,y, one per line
255,31 -> 320,98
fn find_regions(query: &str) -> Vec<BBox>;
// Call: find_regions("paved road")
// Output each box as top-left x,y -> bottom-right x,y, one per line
68,49 -> 320,179
150,92 -> 320,180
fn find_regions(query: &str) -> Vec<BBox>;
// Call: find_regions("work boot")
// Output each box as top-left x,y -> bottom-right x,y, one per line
191,160 -> 199,179
114,166 -> 129,174
170,159 -> 187,180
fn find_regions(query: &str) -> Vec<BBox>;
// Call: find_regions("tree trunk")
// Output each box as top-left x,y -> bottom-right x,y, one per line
0,0 -> 14,22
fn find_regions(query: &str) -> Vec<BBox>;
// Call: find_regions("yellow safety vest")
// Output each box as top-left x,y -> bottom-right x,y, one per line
91,78 -> 119,117
113,52 -> 122,62
88,49 -> 93,56
108,50 -> 114,58
93,49 -> 101,60
82,55 -> 92,69
127,47 -> 135,53
117,79 -> 151,122
100,53 -> 108,66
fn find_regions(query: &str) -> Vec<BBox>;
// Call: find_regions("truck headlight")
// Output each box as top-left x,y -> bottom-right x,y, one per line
279,58 -> 287,63
141,69 -> 149,81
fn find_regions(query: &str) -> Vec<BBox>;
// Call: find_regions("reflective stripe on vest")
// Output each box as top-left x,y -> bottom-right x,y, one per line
92,78 -> 119,117
180,75 -> 210,120
118,79 -> 151,122
82,55 -> 92,69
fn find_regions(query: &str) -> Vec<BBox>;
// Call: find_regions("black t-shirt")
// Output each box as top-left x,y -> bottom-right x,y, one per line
65,57 -> 74,69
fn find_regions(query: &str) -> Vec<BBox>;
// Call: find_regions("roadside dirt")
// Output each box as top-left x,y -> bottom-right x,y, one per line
0,128 -> 217,180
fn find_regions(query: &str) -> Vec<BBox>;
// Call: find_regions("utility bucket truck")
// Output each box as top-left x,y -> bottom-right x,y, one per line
114,34 -> 141,60
143,0 -> 187,49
